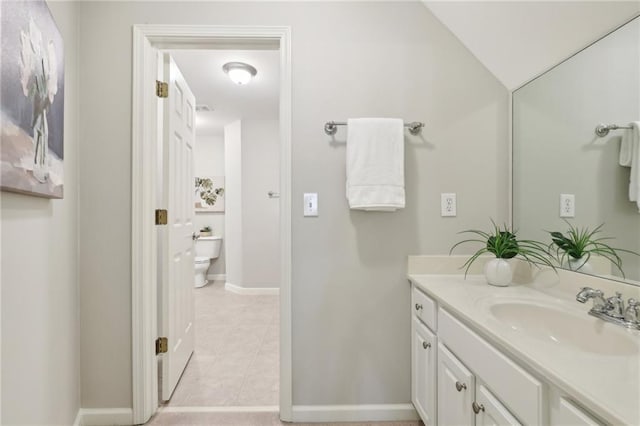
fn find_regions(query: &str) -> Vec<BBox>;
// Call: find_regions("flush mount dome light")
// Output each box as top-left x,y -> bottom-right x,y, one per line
222,62 -> 257,85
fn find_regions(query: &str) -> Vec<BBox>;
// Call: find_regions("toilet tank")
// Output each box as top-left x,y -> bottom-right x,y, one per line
195,236 -> 222,259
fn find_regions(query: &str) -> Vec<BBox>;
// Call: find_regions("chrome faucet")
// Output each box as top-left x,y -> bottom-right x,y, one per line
576,287 -> 607,311
576,287 -> 640,330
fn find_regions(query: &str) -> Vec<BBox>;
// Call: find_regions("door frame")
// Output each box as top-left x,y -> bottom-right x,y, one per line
131,24 -> 292,424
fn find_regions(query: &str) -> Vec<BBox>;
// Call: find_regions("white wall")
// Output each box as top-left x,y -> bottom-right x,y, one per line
1,1 -> 80,424
194,134 -> 226,276
77,1 -> 508,409
241,119 -> 280,288
224,121 -> 243,287
424,1 -> 640,90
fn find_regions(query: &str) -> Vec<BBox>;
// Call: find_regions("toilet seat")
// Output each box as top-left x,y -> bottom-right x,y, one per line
195,256 -> 210,264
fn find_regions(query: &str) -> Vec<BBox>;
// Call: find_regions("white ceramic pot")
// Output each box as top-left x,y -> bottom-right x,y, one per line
484,258 -> 513,287
566,256 -> 594,275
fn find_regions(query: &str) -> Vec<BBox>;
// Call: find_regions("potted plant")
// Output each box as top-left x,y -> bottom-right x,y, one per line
548,221 -> 638,277
450,220 -> 555,286
200,226 -> 212,237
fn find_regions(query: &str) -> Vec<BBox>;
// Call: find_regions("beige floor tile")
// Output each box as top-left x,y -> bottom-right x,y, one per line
165,280 -> 280,407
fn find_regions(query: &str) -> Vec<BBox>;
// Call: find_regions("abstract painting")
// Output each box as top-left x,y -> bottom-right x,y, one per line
195,176 -> 225,212
1,0 -> 64,198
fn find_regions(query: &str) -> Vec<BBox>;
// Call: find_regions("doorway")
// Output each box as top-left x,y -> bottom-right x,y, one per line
161,48 -> 281,407
131,25 -> 292,425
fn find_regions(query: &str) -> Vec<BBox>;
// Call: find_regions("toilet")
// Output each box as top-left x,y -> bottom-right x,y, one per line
194,236 -> 222,288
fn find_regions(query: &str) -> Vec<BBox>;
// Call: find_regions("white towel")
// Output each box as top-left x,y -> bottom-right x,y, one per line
619,126 -> 635,166
628,122 -> 640,212
346,118 -> 405,211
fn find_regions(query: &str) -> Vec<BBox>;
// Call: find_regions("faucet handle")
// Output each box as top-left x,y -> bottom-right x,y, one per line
624,298 -> 639,323
607,292 -> 625,318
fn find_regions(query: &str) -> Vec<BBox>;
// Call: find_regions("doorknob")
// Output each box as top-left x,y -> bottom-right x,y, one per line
192,233 -> 200,241
268,191 -> 280,198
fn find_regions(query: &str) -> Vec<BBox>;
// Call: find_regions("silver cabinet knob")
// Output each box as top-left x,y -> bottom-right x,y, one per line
472,402 -> 485,414
415,303 -> 423,311
422,341 -> 431,349
455,381 -> 467,392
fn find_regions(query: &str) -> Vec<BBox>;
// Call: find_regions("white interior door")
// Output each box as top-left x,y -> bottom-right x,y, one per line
160,54 -> 196,401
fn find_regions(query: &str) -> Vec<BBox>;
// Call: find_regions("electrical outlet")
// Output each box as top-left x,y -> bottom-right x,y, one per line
441,193 -> 457,217
560,194 -> 575,218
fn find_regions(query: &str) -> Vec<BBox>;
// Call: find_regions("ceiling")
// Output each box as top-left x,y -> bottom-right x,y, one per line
423,1 -> 640,90
170,49 -> 280,136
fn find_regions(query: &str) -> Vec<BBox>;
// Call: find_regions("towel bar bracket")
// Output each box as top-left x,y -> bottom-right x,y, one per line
595,123 -> 633,137
324,121 -> 425,136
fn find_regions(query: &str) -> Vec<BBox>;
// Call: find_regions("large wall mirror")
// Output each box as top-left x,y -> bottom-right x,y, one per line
513,15 -> 640,285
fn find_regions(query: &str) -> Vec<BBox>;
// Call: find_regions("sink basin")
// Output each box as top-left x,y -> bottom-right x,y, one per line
488,301 -> 639,356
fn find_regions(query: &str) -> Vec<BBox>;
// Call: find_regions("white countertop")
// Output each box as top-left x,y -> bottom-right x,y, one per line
408,273 -> 640,426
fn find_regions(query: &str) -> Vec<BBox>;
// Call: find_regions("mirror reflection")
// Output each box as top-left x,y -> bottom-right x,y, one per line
513,15 -> 640,285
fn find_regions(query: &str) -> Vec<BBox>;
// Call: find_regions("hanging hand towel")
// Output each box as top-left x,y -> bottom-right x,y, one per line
619,125 -> 636,166
346,118 -> 405,211
628,122 -> 640,212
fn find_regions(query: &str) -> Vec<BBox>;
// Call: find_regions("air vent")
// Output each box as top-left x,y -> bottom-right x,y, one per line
196,104 -> 212,112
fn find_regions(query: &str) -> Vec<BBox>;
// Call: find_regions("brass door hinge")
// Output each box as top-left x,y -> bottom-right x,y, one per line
156,80 -> 168,98
155,209 -> 168,225
155,337 -> 168,355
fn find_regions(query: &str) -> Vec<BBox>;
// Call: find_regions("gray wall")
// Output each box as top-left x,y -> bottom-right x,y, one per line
78,1 -> 509,408
242,119 -> 280,288
224,120 -> 243,287
1,1 -> 80,423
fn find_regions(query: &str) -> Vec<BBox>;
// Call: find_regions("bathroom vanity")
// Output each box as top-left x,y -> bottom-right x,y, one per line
408,256 -> 640,426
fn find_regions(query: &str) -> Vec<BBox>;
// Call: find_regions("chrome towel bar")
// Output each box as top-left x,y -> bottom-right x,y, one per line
324,120 -> 425,136
595,123 -> 633,137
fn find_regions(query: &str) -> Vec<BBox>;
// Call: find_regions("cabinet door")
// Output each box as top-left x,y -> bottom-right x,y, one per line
475,384 -> 522,426
438,342 -> 475,426
555,398 -> 602,426
412,317 -> 436,425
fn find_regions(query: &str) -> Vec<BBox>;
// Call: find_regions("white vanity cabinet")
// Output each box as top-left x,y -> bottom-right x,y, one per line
410,280 -> 604,426
411,288 -> 437,425
437,342 -> 520,426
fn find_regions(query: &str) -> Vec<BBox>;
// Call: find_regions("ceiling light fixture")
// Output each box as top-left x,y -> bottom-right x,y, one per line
222,62 -> 258,85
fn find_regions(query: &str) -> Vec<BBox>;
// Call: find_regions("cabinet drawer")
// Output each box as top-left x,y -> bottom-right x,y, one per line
412,284 -> 437,331
439,308 -> 543,426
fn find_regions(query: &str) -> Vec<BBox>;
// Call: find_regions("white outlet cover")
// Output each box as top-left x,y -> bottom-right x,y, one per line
560,193 -> 575,218
441,193 -> 457,217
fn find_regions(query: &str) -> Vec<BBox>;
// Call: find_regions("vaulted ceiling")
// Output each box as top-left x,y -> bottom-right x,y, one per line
423,1 -> 640,90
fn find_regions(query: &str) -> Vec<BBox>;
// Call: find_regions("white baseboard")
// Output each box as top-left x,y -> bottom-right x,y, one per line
158,405 -> 278,413
73,410 -> 82,426
207,273 -> 226,281
225,282 -> 279,295
291,403 -> 419,422
78,408 -> 133,426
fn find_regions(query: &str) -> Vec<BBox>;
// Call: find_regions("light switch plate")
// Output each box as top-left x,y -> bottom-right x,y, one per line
304,193 -> 318,217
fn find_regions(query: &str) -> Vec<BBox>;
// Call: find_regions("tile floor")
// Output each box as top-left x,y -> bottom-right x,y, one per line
147,410 -> 423,426
162,280 -> 279,407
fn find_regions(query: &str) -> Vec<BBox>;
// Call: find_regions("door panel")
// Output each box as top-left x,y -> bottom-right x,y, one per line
412,317 -> 436,425
160,54 -> 196,401
476,384 -> 522,426
438,342 -> 475,426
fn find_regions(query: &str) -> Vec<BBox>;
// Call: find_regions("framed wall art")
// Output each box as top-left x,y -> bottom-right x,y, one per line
1,0 -> 64,198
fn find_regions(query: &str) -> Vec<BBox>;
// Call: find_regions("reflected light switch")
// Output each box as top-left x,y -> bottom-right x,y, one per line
304,193 -> 318,217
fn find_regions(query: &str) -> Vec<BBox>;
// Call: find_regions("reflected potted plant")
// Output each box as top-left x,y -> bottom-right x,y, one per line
548,221 -> 638,277
200,226 -> 212,237
450,220 -> 555,286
